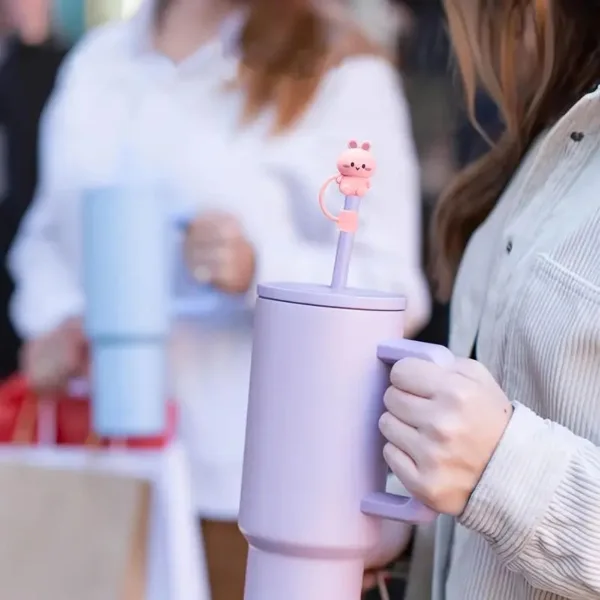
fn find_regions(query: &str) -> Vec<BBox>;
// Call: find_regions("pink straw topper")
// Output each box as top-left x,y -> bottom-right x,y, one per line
318,140 -> 376,289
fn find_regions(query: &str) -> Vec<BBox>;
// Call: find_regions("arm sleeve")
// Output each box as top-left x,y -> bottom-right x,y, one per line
7,50 -> 85,339
242,57 -> 430,335
459,402 -> 600,599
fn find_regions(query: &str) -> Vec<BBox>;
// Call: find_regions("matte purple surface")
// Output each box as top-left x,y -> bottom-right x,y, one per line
240,283 -> 454,600
331,195 -> 361,289
360,492 -> 436,523
257,282 -> 407,311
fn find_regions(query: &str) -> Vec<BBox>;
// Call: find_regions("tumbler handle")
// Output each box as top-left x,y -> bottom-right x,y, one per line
360,339 -> 454,524
171,212 -> 213,317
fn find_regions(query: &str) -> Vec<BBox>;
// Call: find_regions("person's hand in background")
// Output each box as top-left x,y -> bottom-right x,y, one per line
20,317 -> 88,395
184,211 -> 256,294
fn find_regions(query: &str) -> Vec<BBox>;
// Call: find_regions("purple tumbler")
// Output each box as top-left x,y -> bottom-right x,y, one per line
239,140 -> 454,600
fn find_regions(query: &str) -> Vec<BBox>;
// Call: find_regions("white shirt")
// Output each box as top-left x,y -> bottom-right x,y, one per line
8,0 -> 430,518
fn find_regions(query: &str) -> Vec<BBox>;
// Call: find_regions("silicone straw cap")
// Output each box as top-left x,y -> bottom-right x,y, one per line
257,282 -> 406,311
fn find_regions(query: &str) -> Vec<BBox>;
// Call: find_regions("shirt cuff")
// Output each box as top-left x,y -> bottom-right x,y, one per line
458,402 -> 578,564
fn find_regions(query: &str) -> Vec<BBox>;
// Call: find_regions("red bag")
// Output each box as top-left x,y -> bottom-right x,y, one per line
0,376 -> 36,443
0,375 -> 177,448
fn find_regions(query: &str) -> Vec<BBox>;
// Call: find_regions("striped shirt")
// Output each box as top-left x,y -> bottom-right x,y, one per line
406,84 -> 600,599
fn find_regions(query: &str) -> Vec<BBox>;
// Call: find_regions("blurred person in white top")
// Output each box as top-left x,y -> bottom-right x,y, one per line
8,0 -> 430,595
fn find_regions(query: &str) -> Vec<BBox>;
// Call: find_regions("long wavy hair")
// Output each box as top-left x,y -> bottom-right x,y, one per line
158,0 -> 380,133
432,0 -> 600,300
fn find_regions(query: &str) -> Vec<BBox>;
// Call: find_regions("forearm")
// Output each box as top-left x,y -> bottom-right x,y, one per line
460,403 -> 600,598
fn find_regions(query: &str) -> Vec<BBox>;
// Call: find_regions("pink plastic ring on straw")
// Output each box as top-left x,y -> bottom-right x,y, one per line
318,175 -> 340,223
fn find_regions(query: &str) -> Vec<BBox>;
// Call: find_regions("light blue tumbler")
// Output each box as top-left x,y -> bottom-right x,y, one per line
82,185 -> 170,437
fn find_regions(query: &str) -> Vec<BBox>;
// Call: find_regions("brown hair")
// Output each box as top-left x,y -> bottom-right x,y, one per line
432,0 -> 600,300
160,0 -> 382,133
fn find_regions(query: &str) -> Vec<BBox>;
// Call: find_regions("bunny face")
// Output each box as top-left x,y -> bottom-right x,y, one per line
336,140 -> 376,179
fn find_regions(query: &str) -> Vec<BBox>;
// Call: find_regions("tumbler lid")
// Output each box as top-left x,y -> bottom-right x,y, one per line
257,282 -> 406,311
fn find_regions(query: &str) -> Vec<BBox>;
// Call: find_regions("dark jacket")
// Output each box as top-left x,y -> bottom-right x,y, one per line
0,37 -> 68,378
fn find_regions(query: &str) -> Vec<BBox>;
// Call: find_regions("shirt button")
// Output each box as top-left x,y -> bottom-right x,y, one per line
570,131 -> 585,142
506,239 -> 513,254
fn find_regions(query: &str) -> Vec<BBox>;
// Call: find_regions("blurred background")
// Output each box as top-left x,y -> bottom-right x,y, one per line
0,0 -> 488,355
0,0 -> 505,375
0,0 -> 503,598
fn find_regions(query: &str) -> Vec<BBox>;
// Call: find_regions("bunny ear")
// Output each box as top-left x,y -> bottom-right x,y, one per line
361,141 -> 371,151
348,140 -> 358,149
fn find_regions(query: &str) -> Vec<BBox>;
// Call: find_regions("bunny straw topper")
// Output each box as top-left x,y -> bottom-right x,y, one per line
318,140 -> 376,289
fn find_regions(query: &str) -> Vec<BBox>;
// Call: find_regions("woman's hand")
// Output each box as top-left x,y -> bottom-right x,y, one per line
20,317 -> 88,395
379,357 -> 513,516
184,211 -> 256,294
